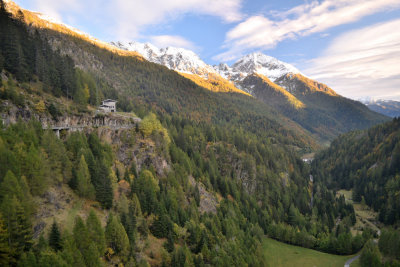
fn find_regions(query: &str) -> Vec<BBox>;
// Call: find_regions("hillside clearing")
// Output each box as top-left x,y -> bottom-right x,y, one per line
336,189 -> 380,235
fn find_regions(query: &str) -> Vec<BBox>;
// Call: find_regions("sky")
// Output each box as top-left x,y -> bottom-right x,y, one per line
12,0 -> 400,100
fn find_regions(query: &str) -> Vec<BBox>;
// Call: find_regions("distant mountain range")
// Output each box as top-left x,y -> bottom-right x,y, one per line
361,99 -> 400,118
113,41 -> 389,140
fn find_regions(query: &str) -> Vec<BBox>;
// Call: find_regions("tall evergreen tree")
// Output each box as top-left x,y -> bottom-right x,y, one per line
48,221 -> 62,252
105,214 -> 130,258
75,155 -> 95,199
92,159 -> 113,209
14,202 -> 33,254
73,216 -> 99,267
24,144 -> 47,196
86,210 -> 105,255
0,214 -> 10,266
360,240 -> 381,267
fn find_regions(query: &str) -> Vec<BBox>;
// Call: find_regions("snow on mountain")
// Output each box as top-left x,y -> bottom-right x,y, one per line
361,99 -> 400,118
111,41 -> 304,96
215,52 -> 302,82
111,41 -> 218,78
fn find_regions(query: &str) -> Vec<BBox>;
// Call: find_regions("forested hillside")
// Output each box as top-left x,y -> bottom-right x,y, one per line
312,118 -> 400,225
0,1 -> 382,266
273,74 -> 389,140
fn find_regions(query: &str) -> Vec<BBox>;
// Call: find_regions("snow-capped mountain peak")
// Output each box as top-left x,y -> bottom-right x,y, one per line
111,41 -> 217,78
111,41 -> 304,95
230,52 -> 302,82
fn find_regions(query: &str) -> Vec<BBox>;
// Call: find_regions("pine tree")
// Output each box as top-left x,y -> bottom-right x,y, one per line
48,221 -> 62,252
360,240 -> 381,267
24,144 -> 47,196
121,203 -> 137,252
18,251 -> 37,267
75,155 -> 95,199
0,214 -> 10,266
1,195 -> 32,260
15,202 -> 33,254
60,233 -> 85,267
86,210 -> 105,255
164,232 -> 174,253
105,214 -> 130,258
73,216 -> 99,267
37,250 -> 68,267
133,170 -> 159,215
93,159 -> 113,209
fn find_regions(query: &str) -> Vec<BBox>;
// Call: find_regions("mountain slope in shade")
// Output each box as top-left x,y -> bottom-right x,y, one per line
362,99 -> 400,118
243,73 -> 390,140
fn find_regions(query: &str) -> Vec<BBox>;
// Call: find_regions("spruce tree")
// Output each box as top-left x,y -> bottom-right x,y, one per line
1,195 -> 31,261
60,233 -> 85,267
164,232 -> 174,253
76,155 -> 95,199
360,240 -> 381,267
86,210 -> 105,255
73,216 -> 99,267
0,170 -> 22,203
0,214 -> 10,266
93,159 -> 113,209
15,202 -> 33,254
121,203 -> 137,252
18,251 -> 37,267
105,214 -> 130,258
48,221 -> 62,252
24,144 -> 46,196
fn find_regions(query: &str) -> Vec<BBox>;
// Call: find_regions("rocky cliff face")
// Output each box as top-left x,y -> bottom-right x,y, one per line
1,100 -> 140,129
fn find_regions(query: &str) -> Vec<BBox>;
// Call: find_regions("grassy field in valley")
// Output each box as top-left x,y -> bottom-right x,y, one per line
263,238 -> 355,267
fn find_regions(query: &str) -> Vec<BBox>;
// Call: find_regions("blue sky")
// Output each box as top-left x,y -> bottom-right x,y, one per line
12,0 -> 400,100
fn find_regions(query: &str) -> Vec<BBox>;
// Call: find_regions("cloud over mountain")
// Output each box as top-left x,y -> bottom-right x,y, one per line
304,19 -> 400,100
215,0 -> 400,61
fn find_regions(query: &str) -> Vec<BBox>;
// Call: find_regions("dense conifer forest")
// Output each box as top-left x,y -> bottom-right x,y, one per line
0,1 -> 399,266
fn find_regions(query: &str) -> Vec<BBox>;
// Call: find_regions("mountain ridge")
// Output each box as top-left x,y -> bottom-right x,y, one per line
361,99 -> 400,118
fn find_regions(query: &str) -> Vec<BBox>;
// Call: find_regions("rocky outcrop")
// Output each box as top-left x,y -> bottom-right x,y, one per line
189,176 -> 218,214
1,100 -> 140,130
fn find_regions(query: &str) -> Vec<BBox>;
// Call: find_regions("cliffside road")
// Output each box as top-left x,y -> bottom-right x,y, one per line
344,255 -> 360,267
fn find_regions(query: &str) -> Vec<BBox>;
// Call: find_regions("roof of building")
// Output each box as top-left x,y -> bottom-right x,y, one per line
102,99 -> 117,103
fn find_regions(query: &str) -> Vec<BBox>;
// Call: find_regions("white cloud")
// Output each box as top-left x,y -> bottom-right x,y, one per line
25,0 -> 242,40
32,0 -> 80,22
214,0 -> 400,61
149,35 -> 196,50
304,19 -> 400,100
111,0 -> 242,39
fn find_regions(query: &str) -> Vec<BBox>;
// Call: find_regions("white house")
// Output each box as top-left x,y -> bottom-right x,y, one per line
99,99 -> 117,113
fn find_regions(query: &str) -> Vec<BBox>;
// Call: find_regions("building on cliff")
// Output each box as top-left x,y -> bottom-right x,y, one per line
99,99 -> 117,113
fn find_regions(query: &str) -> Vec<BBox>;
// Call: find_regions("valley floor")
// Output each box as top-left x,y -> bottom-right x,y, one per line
263,238 -> 356,267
